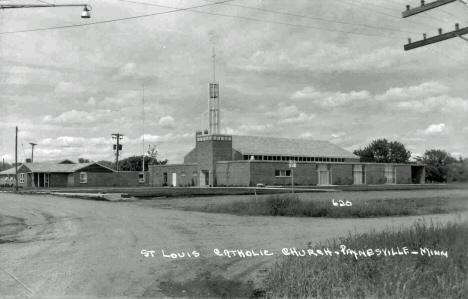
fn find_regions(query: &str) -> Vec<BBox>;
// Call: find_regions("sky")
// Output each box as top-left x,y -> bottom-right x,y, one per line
1,0 -> 467,164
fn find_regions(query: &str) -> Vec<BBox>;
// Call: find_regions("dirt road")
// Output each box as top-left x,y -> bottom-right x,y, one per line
1,192 -> 467,298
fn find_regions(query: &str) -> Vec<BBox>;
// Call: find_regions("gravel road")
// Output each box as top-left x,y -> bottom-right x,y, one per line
1,192 -> 467,298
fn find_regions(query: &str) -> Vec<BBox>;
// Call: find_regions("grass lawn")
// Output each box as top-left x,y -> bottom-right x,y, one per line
178,193 -> 468,218
261,220 -> 468,298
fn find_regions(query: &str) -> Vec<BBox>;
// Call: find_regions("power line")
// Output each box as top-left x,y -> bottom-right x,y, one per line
426,46 -> 465,63
383,0 -> 465,21
347,0 -> 452,25
202,0 -> 423,35
0,0 -> 406,39
118,0 -> 405,40
334,0 -> 442,29
0,0 -> 234,35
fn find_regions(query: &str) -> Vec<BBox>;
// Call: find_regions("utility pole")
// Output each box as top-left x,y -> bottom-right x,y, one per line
112,133 -> 124,171
15,127 -> 18,192
142,85 -> 145,176
29,143 -> 37,163
403,0 -> 468,50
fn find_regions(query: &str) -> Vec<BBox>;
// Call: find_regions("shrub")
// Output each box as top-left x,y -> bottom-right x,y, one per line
378,177 -> 387,184
191,178 -> 195,186
266,194 -> 302,216
162,183 -> 167,187
343,177 -> 354,185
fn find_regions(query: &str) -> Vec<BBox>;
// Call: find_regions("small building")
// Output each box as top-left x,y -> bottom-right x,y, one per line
2,161 -> 147,188
148,133 -> 425,187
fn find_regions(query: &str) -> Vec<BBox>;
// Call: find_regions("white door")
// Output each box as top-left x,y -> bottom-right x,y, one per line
172,173 -> 177,186
317,164 -> 330,185
384,165 -> 395,184
353,165 -> 363,185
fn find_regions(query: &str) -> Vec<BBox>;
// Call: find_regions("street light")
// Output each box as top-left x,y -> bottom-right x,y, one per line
81,6 -> 91,18
0,4 -> 93,18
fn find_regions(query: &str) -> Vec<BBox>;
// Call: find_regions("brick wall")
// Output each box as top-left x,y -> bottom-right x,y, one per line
184,148 -> 197,164
250,161 -> 318,186
148,164 -> 198,187
50,173 -> 68,187
331,164 -> 353,185
71,171 -> 147,187
197,140 -> 214,172
365,164 -> 387,184
396,165 -> 412,184
216,162 -> 250,186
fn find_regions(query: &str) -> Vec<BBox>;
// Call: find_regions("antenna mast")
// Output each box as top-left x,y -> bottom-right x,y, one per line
213,47 -> 216,82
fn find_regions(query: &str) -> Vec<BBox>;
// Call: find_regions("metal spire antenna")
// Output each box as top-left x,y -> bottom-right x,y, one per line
212,47 -> 216,83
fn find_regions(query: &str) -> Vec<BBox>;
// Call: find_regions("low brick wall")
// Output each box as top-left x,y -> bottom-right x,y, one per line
148,164 -> 198,187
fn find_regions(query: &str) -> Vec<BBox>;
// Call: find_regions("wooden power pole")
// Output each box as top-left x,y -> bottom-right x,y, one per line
15,126 -> 18,192
112,133 -> 123,171
403,0 -> 468,50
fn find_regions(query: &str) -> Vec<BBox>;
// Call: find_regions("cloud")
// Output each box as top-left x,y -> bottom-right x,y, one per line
112,62 -> 137,81
54,81 -> 86,94
239,124 -> 274,132
267,104 -> 299,117
299,132 -> 315,139
413,123 -> 449,136
331,132 -> 346,138
40,136 -> 112,147
225,127 -> 242,135
229,44 -> 406,73
395,95 -> 468,113
278,112 -> 316,124
159,116 -> 175,129
375,82 -> 449,102
41,110 -> 113,124
291,86 -> 371,107
86,97 -> 96,106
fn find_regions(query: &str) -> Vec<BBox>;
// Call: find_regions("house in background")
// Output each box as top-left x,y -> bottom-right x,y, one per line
0,166 -> 20,186
1,159 -> 148,188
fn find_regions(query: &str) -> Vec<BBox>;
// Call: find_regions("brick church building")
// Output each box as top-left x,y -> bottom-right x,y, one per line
148,132 -> 425,187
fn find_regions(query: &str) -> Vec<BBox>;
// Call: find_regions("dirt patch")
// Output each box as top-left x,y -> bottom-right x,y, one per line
0,215 -> 27,243
156,271 -> 264,298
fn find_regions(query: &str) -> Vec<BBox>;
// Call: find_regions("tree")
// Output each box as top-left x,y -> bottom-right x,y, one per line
119,155 -> 168,171
353,139 -> 411,163
147,144 -> 158,165
415,149 -> 458,183
78,158 -> 90,163
0,162 -> 13,172
446,160 -> 468,183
